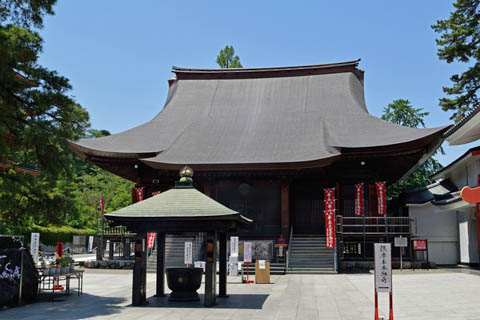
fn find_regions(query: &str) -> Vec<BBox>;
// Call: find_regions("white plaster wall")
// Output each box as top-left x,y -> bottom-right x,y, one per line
409,205 -> 458,265
457,209 -> 479,264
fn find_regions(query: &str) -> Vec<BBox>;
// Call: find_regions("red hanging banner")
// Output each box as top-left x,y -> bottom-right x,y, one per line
376,182 -> 386,216
324,188 -> 336,249
135,187 -> 144,202
354,184 -> 364,216
324,211 -> 336,248
147,232 -> 157,249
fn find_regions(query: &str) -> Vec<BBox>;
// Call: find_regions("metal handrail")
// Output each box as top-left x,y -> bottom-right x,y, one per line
286,225 -> 293,270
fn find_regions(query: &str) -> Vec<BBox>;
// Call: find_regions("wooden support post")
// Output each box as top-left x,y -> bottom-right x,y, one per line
204,182 -> 212,197
281,181 -> 290,238
108,240 -> 114,259
204,231 -> 217,307
155,232 -> 166,297
132,234 -> 147,306
218,232 -> 228,298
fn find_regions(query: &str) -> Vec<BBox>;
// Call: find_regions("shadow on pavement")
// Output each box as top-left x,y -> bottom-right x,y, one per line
141,293 -> 269,309
1,293 -> 127,320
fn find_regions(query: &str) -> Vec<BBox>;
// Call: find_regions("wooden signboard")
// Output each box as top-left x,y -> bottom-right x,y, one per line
255,260 -> 270,284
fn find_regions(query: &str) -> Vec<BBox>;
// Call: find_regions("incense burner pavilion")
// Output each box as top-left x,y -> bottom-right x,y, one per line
70,60 -> 449,271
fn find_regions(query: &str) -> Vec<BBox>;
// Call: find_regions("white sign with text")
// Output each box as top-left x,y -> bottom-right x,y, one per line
374,243 -> 392,293
30,233 -> 40,264
394,237 -> 407,247
244,242 -> 252,263
230,236 -> 239,257
184,242 -> 192,265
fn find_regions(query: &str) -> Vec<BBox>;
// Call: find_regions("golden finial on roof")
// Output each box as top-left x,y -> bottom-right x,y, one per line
180,166 -> 193,178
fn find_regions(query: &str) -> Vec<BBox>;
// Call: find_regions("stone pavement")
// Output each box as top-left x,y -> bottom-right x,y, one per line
2,269 -> 480,319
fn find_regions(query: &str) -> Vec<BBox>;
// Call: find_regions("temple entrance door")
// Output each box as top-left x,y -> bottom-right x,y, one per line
292,182 -> 325,235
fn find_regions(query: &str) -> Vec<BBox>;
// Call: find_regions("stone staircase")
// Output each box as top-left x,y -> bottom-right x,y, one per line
241,262 -> 286,275
287,235 -> 336,274
147,234 -> 201,273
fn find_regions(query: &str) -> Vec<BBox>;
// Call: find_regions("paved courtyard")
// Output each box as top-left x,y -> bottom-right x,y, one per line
2,269 -> 480,320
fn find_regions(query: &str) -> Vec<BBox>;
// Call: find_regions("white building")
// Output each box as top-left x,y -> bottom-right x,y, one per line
406,107 -> 480,266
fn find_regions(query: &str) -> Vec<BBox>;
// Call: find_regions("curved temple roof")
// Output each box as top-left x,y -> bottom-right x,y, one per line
69,60 -> 449,170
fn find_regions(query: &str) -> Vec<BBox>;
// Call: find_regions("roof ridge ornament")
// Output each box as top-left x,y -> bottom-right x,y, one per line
177,165 -> 194,186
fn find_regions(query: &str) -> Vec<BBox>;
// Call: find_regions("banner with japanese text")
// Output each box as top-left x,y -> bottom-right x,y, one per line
354,183 -> 364,216
324,188 -> 335,212
376,182 -> 386,216
135,187 -> 144,202
324,211 -> 335,248
324,188 -> 336,249
147,232 -> 157,249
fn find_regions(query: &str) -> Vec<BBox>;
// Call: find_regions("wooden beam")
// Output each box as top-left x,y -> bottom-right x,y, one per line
281,181 -> 290,238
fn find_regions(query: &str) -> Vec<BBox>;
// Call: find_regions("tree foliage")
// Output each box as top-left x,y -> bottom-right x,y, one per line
216,45 -> 243,68
381,99 -> 443,199
432,0 -> 480,121
0,1 -> 134,228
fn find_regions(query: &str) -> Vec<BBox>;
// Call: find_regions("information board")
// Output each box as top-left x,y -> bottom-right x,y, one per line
394,237 -> 408,247
413,239 -> 427,251
244,242 -> 252,263
184,241 -> 192,265
374,243 -> 392,293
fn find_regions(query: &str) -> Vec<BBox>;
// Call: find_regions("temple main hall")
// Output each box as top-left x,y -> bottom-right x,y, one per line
70,59 -> 449,272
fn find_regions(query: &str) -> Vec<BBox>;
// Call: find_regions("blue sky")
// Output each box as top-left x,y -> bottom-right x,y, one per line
39,1 -> 477,166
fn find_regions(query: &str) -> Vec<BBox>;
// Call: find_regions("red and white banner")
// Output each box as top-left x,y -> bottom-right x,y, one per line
324,188 -> 336,249
99,195 -> 105,220
376,182 -> 386,216
324,211 -> 335,248
152,191 -> 161,196
147,232 -> 157,249
354,183 -> 364,216
324,188 -> 335,212
135,187 -> 144,202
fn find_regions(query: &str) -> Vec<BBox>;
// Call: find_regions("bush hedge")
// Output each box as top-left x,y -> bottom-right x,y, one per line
0,223 -> 96,246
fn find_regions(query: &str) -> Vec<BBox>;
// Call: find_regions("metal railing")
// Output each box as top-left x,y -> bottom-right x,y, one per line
286,225 -> 293,270
337,216 -> 412,235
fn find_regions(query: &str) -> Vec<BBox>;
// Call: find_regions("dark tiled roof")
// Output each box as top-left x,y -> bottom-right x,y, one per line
442,105 -> 480,138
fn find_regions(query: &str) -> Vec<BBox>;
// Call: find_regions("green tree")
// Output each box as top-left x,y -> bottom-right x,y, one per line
381,99 -> 443,199
0,0 -> 90,225
216,45 -> 243,68
432,0 -> 480,121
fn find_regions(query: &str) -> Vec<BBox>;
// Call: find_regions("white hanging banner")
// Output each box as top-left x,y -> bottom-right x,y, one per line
374,243 -> 392,293
30,233 -> 40,264
229,255 -> 238,276
88,236 -> 94,252
244,241 -> 252,263
184,242 -> 193,265
230,236 -> 239,257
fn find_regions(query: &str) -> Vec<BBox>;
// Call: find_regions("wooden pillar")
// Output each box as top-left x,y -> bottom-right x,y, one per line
155,232 -> 166,297
123,238 -> 130,258
204,231 -> 217,307
281,181 -> 290,238
132,234 -> 147,306
108,240 -> 114,259
204,182 -> 212,197
218,232 -> 228,298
